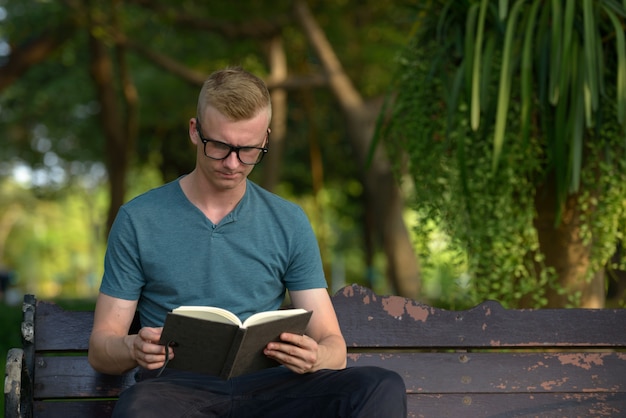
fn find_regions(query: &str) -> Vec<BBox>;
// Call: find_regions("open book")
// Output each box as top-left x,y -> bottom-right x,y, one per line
159,306 -> 313,379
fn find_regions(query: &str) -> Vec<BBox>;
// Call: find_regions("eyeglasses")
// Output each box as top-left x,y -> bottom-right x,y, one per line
195,118 -> 269,165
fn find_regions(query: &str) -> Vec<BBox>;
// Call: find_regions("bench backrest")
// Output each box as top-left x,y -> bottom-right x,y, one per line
13,294 -> 137,418
9,285 -> 626,417
333,284 -> 626,417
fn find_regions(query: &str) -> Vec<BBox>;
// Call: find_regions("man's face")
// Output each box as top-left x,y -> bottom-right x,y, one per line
190,106 -> 270,192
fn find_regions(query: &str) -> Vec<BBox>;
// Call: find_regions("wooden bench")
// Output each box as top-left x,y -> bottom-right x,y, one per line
5,284 -> 626,417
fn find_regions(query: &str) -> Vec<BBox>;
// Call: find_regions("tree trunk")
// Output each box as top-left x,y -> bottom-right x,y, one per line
293,0 -> 420,297
262,35 -> 288,192
87,2 -> 137,236
533,177 -> 605,308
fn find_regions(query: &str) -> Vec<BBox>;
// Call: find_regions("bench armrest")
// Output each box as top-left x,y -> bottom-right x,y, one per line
4,348 -> 32,418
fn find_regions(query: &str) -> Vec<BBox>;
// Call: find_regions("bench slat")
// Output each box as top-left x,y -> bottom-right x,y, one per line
347,352 -> 626,394
34,301 -> 141,352
31,394 -> 626,418
35,351 -> 626,399
35,302 -> 93,351
34,400 -> 116,418
406,392 -> 626,418
334,284 -> 626,348
34,357 -> 136,399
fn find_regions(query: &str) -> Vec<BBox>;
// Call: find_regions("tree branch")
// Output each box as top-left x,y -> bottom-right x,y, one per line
293,0 -> 363,113
124,38 -> 327,90
0,22 -> 76,92
126,39 -> 207,86
126,0 -> 289,39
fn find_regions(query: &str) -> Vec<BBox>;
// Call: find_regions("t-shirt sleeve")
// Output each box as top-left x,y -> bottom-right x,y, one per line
99,206 -> 145,301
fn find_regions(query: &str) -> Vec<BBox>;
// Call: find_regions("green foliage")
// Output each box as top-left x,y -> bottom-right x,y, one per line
1,177 -> 108,298
0,160 -> 166,301
379,0 -> 626,307
407,210 -> 473,309
578,110 -> 626,306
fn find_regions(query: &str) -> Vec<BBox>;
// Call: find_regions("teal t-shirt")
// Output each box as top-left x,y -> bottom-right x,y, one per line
99,178 -> 327,327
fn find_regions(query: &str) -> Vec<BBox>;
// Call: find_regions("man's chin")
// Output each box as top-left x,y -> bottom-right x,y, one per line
216,175 -> 245,189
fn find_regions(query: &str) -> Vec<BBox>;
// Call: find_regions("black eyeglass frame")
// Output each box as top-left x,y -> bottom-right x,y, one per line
195,118 -> 269,165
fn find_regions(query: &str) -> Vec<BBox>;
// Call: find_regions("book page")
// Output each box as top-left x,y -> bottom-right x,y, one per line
242,308 -> 309,328
172,306 -> 242,327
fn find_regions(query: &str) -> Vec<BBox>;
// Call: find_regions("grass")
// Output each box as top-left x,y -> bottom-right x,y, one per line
1,296 -> 96,413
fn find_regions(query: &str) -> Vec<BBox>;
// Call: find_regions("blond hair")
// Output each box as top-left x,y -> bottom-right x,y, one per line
197,67 -> 272,122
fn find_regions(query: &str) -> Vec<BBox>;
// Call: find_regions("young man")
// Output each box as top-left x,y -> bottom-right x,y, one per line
89,67 -> 407,417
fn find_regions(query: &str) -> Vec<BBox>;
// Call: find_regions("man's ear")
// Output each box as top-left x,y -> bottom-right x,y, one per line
189,118 -> 200,145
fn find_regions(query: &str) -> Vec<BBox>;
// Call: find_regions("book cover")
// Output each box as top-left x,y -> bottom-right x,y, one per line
159,308 -> 313,379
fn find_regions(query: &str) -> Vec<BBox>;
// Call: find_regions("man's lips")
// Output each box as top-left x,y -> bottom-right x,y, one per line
217,171 -> 239,179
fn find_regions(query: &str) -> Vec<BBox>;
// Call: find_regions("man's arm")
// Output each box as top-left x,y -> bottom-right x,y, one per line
264,288 -> 347,373
88,292 -> 172,375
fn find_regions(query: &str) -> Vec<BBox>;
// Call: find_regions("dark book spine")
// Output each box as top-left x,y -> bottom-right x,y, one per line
220,328 -> 246,379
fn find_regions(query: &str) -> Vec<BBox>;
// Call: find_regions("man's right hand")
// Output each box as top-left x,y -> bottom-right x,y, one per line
130,327 -> 174,370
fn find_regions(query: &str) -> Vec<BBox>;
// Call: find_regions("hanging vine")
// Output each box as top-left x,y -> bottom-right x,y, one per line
377,0 -> 626,308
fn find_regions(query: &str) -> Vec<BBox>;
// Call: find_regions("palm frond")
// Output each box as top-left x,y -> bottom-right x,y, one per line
492,0 -> 526,171
471,0 -> 489,131
583,0 -> 599,127
603,5 -> 626,127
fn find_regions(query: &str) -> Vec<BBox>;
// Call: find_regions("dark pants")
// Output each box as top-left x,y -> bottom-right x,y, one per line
113,366 -> 407,417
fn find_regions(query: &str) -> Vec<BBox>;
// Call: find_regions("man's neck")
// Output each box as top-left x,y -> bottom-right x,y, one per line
179,171 -> 246,225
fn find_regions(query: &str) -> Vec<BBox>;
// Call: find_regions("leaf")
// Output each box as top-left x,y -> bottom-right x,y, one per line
499,0 -> 509,20
563,0 -> 576,52
465,3 -> 480,100
471,0 -> 489,131
481,34 -> 497,113
549,0 -> 562,105
449,66 -> 471,216
569,97 -> 584,194
534,4 -> 552,108
521,0 -> 542,146
493,0 -> 527,172
558,0 -> 576,99
601,0 -> 626,17
603,5 -> 626,126
569,42 -> 584,193
437,0 -> 456,41
582,0 -> 599,127
447,65 -> 465,142
551,44 -> 570,225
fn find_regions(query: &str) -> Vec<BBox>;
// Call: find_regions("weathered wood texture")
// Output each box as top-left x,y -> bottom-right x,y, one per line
333,284 -> 626,348
4,296 -> 138,418
4,284 -> 626,418
335,284 -> 626,417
